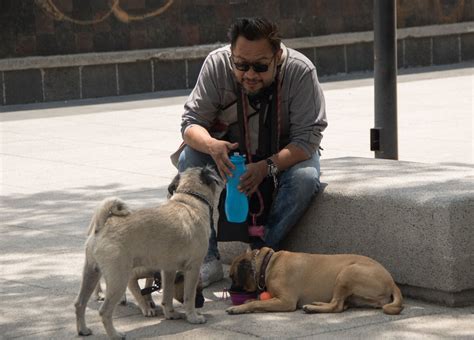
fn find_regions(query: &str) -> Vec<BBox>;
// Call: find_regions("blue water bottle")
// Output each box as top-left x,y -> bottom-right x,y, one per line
225,153 -> 249,223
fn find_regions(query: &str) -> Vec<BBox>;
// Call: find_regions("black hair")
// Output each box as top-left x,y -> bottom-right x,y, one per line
228,17 -> 281,53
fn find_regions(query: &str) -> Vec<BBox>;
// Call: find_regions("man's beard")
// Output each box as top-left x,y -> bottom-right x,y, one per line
242,87 -> 261,96
245,81 -> 275,98
241,79 -> 271,96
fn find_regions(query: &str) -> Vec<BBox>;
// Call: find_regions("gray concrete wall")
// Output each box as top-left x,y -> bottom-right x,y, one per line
3,0 -> 473,59
1,22 -> 473,105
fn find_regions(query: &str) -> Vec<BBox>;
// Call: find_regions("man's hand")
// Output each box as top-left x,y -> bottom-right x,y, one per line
238,161 -> 267,196
208,139 -> 239,180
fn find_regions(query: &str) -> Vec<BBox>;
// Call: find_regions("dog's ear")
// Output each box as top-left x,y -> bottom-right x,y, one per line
237,259 -> 252,285
200,165 -> 221,186
168,173 -> 180,196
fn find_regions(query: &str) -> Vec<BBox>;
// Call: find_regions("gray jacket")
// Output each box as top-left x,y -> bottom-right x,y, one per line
181,44 -> 327,157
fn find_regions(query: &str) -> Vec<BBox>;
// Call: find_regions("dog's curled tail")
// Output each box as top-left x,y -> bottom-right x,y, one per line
382,284 -> 403,315
87,197 -> 131,235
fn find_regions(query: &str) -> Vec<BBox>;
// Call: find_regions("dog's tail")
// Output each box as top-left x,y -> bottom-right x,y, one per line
87,197 -> 131,235
382,284 -> 404,315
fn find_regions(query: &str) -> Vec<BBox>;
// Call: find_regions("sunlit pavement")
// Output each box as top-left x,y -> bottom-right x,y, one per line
1,63 -> 473,339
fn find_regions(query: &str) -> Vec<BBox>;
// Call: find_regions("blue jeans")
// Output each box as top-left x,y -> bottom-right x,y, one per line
177,146 -> 321,258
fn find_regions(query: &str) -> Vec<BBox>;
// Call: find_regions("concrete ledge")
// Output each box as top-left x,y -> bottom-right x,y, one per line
399,285 -> 474,307
281,157 -> 474,306
1,23 -> 473,105
219,241 -> 249,265
288,21 -> 474,50
0,43 -> 224,72
1,22 -> 472,72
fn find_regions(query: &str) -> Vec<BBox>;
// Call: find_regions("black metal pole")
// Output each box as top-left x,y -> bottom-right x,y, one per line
372,0 -> 398,159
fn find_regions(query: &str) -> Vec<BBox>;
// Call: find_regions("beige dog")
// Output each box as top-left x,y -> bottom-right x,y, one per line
227,247 -> 403,315
89,194 -> 204,316
90,180 -> 203,314
74,166 -> 221,339
87,198 -> 161,315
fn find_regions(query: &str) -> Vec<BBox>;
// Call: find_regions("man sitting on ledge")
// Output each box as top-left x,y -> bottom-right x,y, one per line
172,17 -> 328,287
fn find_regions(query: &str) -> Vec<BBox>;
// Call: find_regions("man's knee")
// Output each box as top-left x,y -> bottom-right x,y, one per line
178,146 -> 215,172
286,166 -> 320,197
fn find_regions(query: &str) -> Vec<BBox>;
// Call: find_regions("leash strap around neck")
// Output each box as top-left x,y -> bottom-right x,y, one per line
175,189 -> 216,236
257,249 -> 274,292
238,90 -> 265,220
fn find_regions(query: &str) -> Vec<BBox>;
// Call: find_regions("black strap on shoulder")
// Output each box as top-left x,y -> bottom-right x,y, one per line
236,90 -> 248,156
256,82 -> 278,158
257,95 -> 270,157
237,85 -> 277,159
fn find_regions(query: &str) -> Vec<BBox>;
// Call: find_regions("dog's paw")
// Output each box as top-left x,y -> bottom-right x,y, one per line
186,313 -> 206,324
302,304 -> 323,313
78,327 -> 93,336
141,306 -> 158,317
226,306 -> 245,315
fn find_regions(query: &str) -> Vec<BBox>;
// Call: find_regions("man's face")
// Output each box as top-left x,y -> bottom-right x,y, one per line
231,36 -> 281,95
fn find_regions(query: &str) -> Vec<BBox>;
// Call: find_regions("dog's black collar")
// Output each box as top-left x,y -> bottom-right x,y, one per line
175,189 -> 216,235
257,249 -> 274,292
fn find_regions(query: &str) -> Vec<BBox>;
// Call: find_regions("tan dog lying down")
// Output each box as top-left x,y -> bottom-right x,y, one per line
227,247 -> 403,315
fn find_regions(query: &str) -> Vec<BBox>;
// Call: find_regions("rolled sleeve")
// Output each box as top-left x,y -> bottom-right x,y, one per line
288,69 -> 327,156
181,54 -> 222,136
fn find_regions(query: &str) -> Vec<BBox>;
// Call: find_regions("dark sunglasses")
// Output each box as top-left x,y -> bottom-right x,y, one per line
231,55 -> 275,73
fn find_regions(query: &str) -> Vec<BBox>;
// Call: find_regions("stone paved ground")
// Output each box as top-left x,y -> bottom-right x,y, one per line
1,64 -> 473,339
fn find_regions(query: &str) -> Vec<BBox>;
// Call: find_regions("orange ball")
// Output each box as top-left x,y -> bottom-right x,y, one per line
259,291 -> 272,300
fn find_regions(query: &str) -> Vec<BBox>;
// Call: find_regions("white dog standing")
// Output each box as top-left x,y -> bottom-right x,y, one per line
74,166 -> 221,339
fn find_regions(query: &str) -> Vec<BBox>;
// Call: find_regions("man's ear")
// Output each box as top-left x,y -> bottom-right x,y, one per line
276,47 -> 283,64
